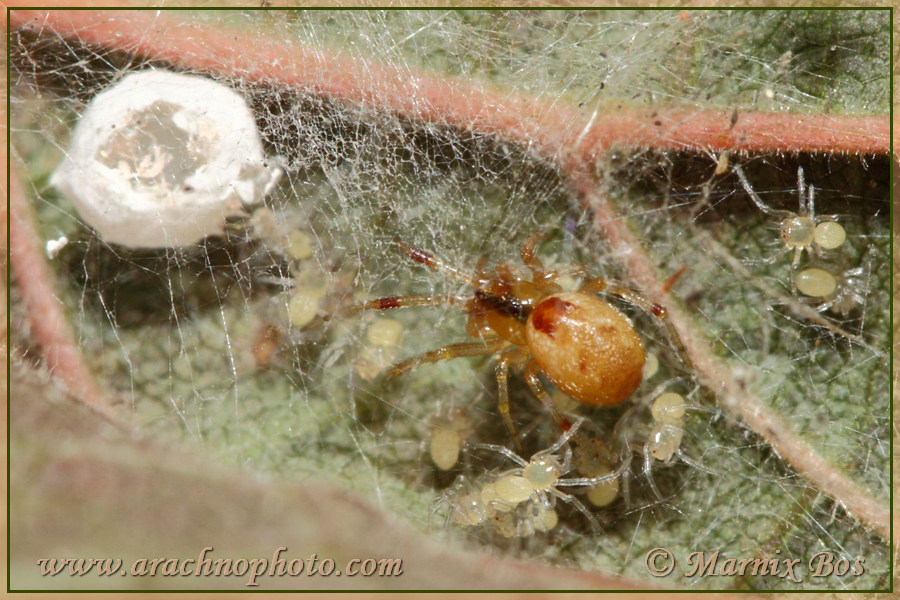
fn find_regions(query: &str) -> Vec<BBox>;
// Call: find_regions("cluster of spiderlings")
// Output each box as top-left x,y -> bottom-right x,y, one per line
248,210 -> 331,329
444,422 -> 605,538
734,165 -> 868,316
448,466 -> 561,538
282,232 -> 331,328
434,406 -> 672,540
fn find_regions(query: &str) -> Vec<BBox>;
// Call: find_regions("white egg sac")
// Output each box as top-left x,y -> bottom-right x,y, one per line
51,70 -> 281,248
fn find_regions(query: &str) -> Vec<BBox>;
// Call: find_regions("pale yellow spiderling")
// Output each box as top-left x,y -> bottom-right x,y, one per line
428,408 -> 470,471
629,387 -> 719,502
642,351 -> 659,380
796,267 -> 837,298
429,429 -> 462,471
796,262 -> 870,316
446,480 -> 506,528
488,500 -> 558,538
292,266 -> 330,298
450,492 -> 487,526
575,444 -> 619,508
447,473 -> 562,538
651,392 -> 686,425
495,475 -> 534,504
714,151 -> 730,176
586,474 -> 619,508
479,482 -> 515,513
522,455 -> 563,491
288,290 -> 321,327
366,318 -> 404,347
285,229 -> 315,261
813,221 -> 846,250
283,262 -> 330,329
355,317 -> 405,380
647,392 -> 687,462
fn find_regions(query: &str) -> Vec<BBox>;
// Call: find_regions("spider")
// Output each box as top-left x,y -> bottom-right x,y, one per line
733,164 -> 846,292
612,384 -> 715,503
322,231 -> 689,450
429,406 -> 471,471
646,391 -> 687,464
796,262 -> 870,316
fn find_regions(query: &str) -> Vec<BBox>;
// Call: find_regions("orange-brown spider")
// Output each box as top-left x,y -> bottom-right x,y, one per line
326,232 -> 686,447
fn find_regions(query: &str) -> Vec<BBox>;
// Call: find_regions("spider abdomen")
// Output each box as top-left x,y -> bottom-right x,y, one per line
526,292 -> 644,406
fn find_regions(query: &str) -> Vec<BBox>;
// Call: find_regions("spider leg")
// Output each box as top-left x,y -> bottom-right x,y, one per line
558,464 -> 626,488
520,231 -> 547,278
579,277 -> 694,372
733,164 -> 794,220
742,248 -> 788,267
789,246 -> 804,295
523,362 -> 615,469
393,237 -> 480,287
619,454 -> 634,509
470,442 -> 528,468
550,262 -> 587,280
520,232 -> 587,286
544,417 -> 585,457
388,337 -> 508,378
523,360 -> 569,431
642,444 -> 665,502
797,166 -> 811,218
323,294 -> 471,322
496,349 -> 530,452
676,449 -> 718,475
549,488 -> 601,532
